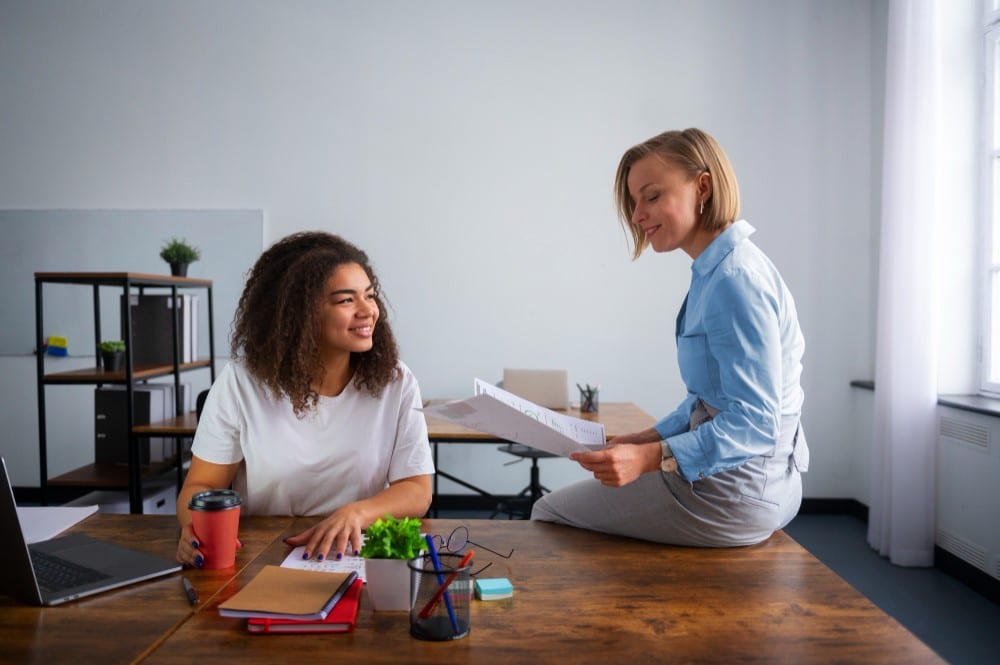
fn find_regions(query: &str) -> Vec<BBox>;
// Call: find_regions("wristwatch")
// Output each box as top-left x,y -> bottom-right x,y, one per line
660,441 -> 678,474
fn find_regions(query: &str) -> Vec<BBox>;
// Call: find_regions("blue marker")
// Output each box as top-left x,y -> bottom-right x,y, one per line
424,534 -> 460,634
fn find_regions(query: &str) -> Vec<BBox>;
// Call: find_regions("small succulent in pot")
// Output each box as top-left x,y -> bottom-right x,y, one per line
159,237 -> 201,276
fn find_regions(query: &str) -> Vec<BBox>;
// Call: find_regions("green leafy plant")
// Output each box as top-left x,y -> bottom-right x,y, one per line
159,237 -> 201,264
359,516 -> 423,559
98,340 -> 126,353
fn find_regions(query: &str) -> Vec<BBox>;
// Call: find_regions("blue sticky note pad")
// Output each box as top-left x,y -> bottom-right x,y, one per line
474,577 -> 513,600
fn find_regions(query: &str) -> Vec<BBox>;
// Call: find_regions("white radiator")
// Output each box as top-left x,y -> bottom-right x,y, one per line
936,407 -> 999,581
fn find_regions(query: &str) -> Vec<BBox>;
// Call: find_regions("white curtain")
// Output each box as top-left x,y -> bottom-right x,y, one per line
869,0 -> 941,567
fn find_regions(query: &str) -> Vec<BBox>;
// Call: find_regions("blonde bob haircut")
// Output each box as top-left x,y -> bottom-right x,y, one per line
614,127 -> 740,260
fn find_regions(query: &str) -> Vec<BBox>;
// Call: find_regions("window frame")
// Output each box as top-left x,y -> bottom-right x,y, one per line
981,9 -> 1000,395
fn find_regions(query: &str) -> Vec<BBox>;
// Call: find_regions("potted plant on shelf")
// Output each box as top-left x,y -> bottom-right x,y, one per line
360,515 -> 424,611
98,340 -> 126,372
159,237 -> 201,277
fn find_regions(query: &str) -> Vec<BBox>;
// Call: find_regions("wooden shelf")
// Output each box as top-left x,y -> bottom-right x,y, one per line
133,411 -> 198,436
47,460 -> 178,489
34,271 -> 212,287
42,359 -> 212,384
35,271 -> 215,512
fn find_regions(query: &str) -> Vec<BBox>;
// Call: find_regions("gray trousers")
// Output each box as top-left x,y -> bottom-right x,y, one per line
531,403 -> 809,547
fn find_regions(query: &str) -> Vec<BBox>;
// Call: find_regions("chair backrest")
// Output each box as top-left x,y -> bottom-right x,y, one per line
195,389 -> 210,421
501,369 -> 569,410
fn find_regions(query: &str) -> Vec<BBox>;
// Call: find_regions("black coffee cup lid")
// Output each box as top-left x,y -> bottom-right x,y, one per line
189,489 -> 242,510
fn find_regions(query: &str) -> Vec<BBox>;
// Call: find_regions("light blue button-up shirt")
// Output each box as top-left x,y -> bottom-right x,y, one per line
654,220 -> 805,481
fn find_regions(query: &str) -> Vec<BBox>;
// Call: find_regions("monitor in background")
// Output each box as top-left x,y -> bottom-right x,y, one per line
502,369 -> 569,410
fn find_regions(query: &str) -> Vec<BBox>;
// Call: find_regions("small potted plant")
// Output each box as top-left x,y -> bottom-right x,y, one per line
360,515 -> 424,611
159,237 -> 201,277
98,340 -> 126,372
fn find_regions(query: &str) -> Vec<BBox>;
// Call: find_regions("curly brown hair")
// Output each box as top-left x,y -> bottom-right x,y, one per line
231,231 -> 401,417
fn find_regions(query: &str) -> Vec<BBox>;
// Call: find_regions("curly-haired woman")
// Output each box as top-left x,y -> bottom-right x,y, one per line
175,232 -> 433,567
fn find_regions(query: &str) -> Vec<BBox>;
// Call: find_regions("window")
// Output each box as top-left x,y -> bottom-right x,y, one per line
983,5 -> 1000,394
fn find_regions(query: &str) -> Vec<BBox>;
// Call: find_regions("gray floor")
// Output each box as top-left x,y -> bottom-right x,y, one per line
783,514 -> 1000,665
439,509 -> 1000,665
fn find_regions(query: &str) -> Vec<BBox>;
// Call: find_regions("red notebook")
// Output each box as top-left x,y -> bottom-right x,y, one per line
247,578 -> 363,634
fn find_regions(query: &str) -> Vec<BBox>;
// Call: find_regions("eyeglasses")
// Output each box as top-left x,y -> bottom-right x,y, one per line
430,525 -> 514,577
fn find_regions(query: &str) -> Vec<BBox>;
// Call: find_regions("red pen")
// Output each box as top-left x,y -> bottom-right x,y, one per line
418,550 -> 474,620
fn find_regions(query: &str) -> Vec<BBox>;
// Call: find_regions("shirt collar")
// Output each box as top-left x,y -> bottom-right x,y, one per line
691,219 -> 755,276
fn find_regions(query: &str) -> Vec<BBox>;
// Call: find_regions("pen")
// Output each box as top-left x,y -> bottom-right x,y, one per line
424,535 -> 459,633
182,577 -> 199,606
418,549 -> 474,622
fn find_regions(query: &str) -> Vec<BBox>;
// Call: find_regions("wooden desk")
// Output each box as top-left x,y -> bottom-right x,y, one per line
423,401 -> 656,442
0,515 -> 292,665
143,518 -> 941,664
424,402 -> 656,510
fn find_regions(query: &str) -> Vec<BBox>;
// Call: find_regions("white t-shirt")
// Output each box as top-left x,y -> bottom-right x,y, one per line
191,359 -> 434,516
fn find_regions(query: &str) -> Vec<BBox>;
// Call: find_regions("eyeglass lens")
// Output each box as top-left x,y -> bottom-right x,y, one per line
440,525 -> 513,559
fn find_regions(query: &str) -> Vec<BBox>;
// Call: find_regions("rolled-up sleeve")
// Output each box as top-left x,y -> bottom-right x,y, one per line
667,268 -> 782,481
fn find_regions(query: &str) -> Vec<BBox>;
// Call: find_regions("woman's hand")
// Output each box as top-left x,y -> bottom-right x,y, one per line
282,475 -> 432,561
174,456 -> 239,567
283,503 -> 368,562
570,440 -> 661,487
176,523 -> 204,568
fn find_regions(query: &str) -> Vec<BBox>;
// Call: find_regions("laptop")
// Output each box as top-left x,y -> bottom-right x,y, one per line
0,456 -> 182,606
502,368 -> 569,410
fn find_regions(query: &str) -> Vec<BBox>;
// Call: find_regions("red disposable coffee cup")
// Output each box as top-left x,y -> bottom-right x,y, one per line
189,489 -> 242,569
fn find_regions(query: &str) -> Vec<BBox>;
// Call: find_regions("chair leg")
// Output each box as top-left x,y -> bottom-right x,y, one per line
492,456 -> 552,519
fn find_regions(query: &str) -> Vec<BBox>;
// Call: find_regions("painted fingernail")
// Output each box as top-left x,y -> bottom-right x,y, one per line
317,554 -> 324,561
191,540 -> 199,548
195,555 -> 203,568
302,552 -> 310,560
336,553 -> 343,561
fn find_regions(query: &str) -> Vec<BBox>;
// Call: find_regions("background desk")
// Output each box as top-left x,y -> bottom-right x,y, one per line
423,401 -> 656,513
134,516 -> 940,664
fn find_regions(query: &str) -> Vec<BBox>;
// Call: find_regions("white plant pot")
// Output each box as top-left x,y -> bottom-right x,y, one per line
364,558 -> 416,611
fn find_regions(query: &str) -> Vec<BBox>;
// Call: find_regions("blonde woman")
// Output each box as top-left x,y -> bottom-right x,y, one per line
532,128 -> 809,546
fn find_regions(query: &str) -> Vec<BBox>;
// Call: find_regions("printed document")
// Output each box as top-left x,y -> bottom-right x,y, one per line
420,379 -> 606,457
281,546 -> 367,582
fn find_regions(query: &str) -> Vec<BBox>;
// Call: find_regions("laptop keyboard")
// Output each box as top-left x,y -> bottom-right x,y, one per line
30,549 -> 111,593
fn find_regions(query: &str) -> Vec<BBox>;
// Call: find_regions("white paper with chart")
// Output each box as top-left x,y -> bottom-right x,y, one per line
419,378 -> 606,457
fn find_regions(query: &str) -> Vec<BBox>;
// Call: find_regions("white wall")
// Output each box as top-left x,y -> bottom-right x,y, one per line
0,0 -> 881,498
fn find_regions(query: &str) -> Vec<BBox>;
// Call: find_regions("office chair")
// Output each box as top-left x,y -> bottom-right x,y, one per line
174,388 -> 210,490
491,443 -> 556,519
491,369 -> 567,519
196,389 -> 209,420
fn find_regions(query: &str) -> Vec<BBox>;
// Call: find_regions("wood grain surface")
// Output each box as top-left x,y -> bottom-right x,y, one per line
0,514 -> 292,665
424,402 -> 656,442
142,518 -> 943,665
